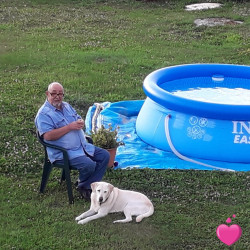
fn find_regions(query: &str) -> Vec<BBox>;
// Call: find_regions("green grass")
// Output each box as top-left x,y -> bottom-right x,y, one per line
0,0 -> 250,249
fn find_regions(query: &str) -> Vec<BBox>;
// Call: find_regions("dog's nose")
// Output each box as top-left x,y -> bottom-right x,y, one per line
99,197 -> 103,203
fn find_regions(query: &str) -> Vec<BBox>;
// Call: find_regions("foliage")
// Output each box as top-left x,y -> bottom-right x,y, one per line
90,125 -> 124,149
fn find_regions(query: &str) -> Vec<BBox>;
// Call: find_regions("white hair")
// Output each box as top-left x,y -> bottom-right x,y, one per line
47,82 -> 64,92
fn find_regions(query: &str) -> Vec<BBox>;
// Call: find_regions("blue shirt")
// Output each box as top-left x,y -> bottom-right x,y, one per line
35,100 -> 95,163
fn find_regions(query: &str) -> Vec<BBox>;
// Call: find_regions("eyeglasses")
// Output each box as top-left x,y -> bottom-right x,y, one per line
49,92 -> 64,97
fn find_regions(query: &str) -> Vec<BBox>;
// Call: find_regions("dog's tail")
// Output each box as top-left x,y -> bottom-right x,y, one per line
136,203 -> 154,223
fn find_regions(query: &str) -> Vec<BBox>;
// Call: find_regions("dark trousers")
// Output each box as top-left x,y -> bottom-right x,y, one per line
55,146 -> 110,190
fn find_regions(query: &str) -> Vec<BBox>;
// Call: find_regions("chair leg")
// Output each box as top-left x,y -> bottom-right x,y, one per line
60,169 -> 66,184
40,161 -> 53,193
63,167 -> 74,204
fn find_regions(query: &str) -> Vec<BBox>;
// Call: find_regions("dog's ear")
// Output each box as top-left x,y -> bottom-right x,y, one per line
91,182 -> 98,192
108,183 -> 114,193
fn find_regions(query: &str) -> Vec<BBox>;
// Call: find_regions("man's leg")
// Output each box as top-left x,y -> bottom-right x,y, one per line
78,146 -> 109,190
69,155 -> 96,188
55,155 -> 96,200
55,147 -> 109,200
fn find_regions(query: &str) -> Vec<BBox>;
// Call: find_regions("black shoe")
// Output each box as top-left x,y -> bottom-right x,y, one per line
78,188 -> 92,201
74,178 -> 80,187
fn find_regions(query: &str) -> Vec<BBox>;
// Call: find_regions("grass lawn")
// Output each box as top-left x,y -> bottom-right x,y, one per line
0,0 -> 249,249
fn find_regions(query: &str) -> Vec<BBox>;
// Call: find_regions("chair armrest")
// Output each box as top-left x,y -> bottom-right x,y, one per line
86,135 -> 93,144
36,130 -> 69,163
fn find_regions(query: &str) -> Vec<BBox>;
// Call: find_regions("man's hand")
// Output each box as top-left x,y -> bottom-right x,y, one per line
69,119 -> 85,130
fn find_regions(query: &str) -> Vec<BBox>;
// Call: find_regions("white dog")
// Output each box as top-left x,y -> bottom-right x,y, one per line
75,181 -> 154,224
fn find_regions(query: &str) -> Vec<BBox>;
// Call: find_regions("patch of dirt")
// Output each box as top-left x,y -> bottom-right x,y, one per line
185,3 -> 222,11
194,18 -> 243,27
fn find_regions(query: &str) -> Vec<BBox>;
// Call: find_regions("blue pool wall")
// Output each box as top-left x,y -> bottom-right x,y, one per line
136,64 -> 250,163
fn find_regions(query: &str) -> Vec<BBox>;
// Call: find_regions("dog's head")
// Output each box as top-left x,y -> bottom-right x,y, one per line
91,181 -> 114,204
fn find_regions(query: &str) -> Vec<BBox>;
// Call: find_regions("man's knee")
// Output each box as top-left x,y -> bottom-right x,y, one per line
82,161 -> 96,174
103,149 -> 110,163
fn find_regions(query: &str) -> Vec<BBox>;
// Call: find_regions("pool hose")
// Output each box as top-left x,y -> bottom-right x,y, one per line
165,114 -> 235,172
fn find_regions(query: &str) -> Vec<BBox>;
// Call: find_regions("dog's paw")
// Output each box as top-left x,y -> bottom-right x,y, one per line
113,220 -> 122,223
113,218 -> 132,223
77,220 -> 85,225
75,216 -> 81,221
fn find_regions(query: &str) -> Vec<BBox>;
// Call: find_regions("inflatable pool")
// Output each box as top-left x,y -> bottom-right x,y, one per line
136,64 -> 250,163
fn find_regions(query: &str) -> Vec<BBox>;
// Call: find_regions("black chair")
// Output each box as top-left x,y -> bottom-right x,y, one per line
36,130 -> 93,204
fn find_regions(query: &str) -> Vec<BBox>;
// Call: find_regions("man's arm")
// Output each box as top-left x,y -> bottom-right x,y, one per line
43,119 -> 84,141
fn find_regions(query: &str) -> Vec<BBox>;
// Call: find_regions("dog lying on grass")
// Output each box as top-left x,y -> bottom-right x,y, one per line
75,181 -> 154,224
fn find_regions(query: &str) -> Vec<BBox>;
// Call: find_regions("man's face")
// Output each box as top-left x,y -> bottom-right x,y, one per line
46,84 -> 64,109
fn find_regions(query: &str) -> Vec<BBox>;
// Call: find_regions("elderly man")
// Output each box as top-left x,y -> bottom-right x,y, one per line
35,82 -> 110,201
